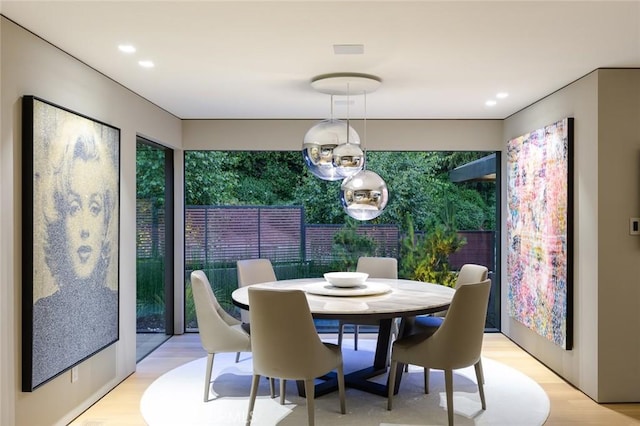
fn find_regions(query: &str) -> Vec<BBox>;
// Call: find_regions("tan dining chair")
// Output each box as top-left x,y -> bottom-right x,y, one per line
387,278 -> 491,426
402,264 -> 488,374
413,263 -> 489,331
245,287 -> 346,426
337,256 -> 398,350
235,258 -> 277,362
190,270 -> 254,402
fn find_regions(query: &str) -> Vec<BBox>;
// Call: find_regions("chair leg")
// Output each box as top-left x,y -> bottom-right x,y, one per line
354,325 -> 359,350
424,367 -> 430,394
280,379 -> 286,405
444,369 -> 454,426
269,377 -> 275,398
246,374 -> 261,426
204,353 -> 215,402
304,379 -> 316,426
477,357 -> 485,384
337,322 -> 344,347
475,361 -> 487,410
386,320 -> 398,366
387,360 -> 398,410
391,318 -> 399,340
235,352 -> 241,363
337,364 -> 346,414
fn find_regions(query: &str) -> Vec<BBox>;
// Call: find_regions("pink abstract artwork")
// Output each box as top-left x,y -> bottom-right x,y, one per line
506,118 -> 573,349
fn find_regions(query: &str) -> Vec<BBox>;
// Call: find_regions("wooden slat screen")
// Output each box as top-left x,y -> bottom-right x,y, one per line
137,205 -> 495,272
136,199 -> 166,259
305,224 -> 400,263
448,230 -> 495,271
185,206 -> 303,265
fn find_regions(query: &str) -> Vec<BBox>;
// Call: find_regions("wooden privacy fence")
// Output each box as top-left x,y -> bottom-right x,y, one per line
182,206 -> 400,267
184,206 -> 305,265
449,231 -> 496,271
137,204 -> 495,272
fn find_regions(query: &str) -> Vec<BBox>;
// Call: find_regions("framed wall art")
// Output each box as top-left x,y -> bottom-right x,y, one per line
506,117 -> 573,350
22,96 -> 120,391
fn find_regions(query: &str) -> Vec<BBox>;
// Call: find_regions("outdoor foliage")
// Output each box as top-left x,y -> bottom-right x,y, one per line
330,218 -> 378,271
136,258 -> 165,332
184,151 -> 240,205
294,171 -> 347,224
398,213 -> 466,287
412,225 -> 466,287
181,150 -> 494,283
136,141 -> 168,333
136,143 -> 166,208
174,150 -> 496,234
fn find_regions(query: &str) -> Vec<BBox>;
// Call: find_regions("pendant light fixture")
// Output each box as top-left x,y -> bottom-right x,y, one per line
302,115 -> 360,181
304,72 -> 388,221
330,82 -> 365,179
339,90 -> 388,220
303,73 -> 379,181
341,169 -> 389,220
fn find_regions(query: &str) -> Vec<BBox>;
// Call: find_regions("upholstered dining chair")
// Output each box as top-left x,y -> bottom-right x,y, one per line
245,287 -> 346,426
337,256 -> 398,350
412,263 -> 489,331
387,278 -> 491,426
190,270 -> 254,402
401,264 -> 489,374
235,259 -> 277,362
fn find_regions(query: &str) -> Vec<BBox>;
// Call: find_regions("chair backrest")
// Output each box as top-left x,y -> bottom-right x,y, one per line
455,263 -> 488,288
237,259 -> 277,323
190,270 -> 250,353
248,287 -> 333,379
427,279 -> 491,369
356,256 -> 398,279
237,259 -> 277,287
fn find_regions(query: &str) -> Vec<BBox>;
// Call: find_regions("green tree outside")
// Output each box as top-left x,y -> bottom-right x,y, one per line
138,149 -> 496,285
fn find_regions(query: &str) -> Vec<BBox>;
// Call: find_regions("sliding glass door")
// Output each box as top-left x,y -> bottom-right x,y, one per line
136,138 -> 174,361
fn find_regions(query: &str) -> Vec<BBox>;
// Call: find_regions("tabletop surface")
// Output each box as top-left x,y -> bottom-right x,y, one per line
231,278 -> 455,320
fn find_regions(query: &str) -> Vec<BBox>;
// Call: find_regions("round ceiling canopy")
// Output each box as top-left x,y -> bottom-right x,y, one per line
311,72 -> 381,96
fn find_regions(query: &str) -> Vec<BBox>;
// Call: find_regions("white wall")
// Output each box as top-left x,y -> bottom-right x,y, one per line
502,69 -> 640,403
0,14 -> 7,426
1,18 -> 182,426
595,69 -> 640,401
182,118 -> 504,151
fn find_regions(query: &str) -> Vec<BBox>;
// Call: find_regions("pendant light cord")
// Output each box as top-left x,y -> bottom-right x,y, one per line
363,91 -> 367,169
330,94 -> 334,119
346,83 -> 351,144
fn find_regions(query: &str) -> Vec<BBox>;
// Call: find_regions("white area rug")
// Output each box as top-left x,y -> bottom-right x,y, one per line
141,339 -> 549,425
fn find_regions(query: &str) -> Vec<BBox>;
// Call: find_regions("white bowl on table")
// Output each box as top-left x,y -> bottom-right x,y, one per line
323,271 -> 369,288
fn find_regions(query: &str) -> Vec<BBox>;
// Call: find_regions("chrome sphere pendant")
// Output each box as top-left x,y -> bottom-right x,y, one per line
302,119 -> 360,181
332,142 -> 364,179
340,170 -> 389,220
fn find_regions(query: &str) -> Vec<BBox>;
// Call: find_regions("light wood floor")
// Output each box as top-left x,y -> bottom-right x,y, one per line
69,333 -> 640,426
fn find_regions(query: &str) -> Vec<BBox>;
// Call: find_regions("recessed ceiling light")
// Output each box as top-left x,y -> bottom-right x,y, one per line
485,100 -> 497,107
118,44 -> 136,54
496,92 -> 509,99
333,44 -> 364,55
138,60 -> 154,68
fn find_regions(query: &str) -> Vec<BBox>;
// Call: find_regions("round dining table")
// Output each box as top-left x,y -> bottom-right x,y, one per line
231,277 -> 455,397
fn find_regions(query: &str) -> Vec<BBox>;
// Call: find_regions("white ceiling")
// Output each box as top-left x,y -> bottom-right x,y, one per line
2,1 -> 639,120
